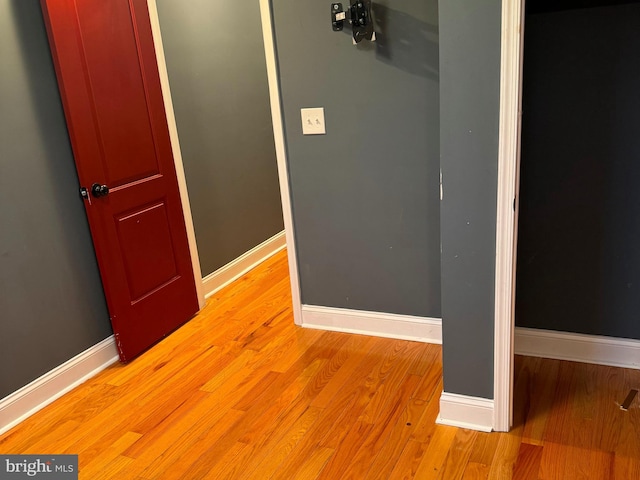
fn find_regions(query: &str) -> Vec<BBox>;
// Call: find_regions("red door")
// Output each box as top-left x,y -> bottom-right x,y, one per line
41,0 -> 200,361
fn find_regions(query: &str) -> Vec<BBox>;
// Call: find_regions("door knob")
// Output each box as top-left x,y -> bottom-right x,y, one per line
91,183 -> 109,198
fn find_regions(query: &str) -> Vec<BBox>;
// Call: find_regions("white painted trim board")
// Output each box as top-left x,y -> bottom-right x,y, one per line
0,336 -> 119,436
437,392 -> 494,432
298,301 -> 640,372
202,231 -> 286,299
493,0 -> 525,433
301,305 -> 442,344
515,327 -> 640,370
147,0 -> 205,310
259,0 -> 303,326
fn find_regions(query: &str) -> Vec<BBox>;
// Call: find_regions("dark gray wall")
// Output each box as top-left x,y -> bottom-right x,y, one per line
527,0 -> 638,14
0,0 -> 112,399
439,0 -> 501,399
156,0 -> 284,277
516,3 -> 640,340
271,0 -> 441,317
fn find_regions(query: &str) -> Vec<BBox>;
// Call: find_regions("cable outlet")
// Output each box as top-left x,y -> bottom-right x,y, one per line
301,108 -> 326,135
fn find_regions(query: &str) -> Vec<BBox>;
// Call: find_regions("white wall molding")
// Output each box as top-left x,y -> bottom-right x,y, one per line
301,305 -> 442,344
202,231 -> 286,299
147,0 -> 205,310
515,327 -> 640,370
494,0 -> 526,433
0,336 -> 118,436
259,0 -> 303,325
436,392 -> 494,432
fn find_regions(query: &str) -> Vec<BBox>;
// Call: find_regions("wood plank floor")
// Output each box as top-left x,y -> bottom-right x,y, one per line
2,249 -> 640,479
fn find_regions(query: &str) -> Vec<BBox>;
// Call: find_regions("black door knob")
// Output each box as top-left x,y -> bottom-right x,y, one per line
91,183 -> 109,198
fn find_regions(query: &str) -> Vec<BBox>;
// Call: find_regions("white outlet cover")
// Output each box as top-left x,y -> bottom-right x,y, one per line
301,107 -> 326,135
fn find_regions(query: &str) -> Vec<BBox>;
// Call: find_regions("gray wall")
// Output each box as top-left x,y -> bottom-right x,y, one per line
271,0 -> 441,317
439,0 -> 501,399
0,0 -> 112,399
516,3 -> 640,340
156,0 -> 284,277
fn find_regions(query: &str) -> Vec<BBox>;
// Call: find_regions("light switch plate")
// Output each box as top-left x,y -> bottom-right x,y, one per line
301,108 -> 326,135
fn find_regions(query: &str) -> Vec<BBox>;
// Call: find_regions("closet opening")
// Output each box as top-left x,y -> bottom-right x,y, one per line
516,0 -> 640,343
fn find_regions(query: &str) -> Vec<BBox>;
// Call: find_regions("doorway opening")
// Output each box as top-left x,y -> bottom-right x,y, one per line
497,0 -> 640,432
516,0 -> 640,342
494,0 -> 640,430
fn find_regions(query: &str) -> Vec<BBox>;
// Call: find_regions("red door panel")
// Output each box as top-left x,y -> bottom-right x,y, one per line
75,0 -> 161,187
41,0 -> 200,361
116,202 -> 178,301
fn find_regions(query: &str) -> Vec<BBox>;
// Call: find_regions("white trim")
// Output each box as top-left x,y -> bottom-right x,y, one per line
436,392 -> 494,432
494,0 -> 525,433
147,0 -> 205,310
259,0 -> 303,325
301,305 -> 442,344
515,327 -> 640,370
0,336 -> 119,436
203,231 -> 286,298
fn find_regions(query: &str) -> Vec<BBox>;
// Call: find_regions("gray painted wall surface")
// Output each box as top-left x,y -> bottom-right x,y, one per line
0,0 -> 112,399
271,0 -> 441,317
156,0 -> 284,277
516,4 -> 640,340
439,0 -> 501,399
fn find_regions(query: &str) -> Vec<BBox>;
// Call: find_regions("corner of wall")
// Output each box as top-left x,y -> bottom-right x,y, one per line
0,336 -> 118,436
436,391 -> 494,432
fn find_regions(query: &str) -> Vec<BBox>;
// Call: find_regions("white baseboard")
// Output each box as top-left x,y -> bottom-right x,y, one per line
301,305 -> 442,344
0,336 -> 119,436
202,231 -> 286,299
436,392 -> 494,432
515,327 -> 640,370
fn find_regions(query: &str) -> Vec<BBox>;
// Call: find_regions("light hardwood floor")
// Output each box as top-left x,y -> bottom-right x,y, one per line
1,249 -> 640,479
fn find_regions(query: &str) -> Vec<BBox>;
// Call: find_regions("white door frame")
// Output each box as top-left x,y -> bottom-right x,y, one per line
493,0 -> 525,432
258,0 -> 304,325
150,0 -> 302,320
148,0 -> 206,309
